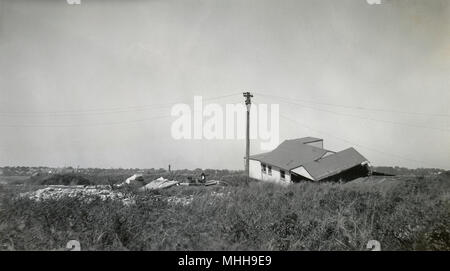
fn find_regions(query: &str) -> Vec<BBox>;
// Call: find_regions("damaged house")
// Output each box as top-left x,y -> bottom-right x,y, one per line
249,137 -> 371,183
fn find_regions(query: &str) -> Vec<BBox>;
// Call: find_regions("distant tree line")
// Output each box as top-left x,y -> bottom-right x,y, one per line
1,165 -> 446,178
373,166 -> 447,176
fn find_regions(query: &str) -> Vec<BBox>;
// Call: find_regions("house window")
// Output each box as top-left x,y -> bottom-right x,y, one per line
280,170 -> 285,179
261,163 -> 266,173
268,166 -> 272,176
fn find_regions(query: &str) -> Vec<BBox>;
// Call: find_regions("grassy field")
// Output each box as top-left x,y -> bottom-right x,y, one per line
0,176 -> 30,185
0,173 -> 449,251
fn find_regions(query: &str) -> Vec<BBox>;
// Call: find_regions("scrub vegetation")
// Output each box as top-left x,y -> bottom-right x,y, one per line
0,170 -> 449,251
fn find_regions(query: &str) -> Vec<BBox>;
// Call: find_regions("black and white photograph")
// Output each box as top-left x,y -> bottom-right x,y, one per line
0,0 -> 449,254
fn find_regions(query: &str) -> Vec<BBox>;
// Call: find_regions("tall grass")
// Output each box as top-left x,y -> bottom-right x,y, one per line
0,175 -> 448,251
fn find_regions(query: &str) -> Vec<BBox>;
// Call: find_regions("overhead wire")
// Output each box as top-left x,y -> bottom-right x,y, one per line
278,113 -> 437,167
255,92 -> 450,118
0,92 -> 243,127
0,92 -> 242,117
255,93 -> 450,132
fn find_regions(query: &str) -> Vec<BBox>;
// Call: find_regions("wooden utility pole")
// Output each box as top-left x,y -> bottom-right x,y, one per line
243,92 -> 253,181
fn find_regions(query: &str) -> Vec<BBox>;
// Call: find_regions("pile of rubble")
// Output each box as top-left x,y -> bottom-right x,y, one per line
17,186 -> 226,207
17,173 -> 230,208
19,185 -> 136,206
139,177 -> 179,191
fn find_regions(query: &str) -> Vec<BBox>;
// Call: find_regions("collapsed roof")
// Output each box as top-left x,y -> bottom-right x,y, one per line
301,147 -> 368,180
249,137 -> 369,181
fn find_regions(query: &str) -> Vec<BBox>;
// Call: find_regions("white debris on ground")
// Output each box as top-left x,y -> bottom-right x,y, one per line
18,178 -> 230,208
115,174 -> 145,188
139,177 -> 178,191
19,186 -> 136,206
124,174 -> 144,185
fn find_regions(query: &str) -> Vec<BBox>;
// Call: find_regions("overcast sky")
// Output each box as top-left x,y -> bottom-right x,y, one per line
0,0 -> 449,170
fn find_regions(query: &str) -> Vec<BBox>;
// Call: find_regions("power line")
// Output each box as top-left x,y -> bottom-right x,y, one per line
203,92 -> 243,102
256,94 -> 450,133
0,104 -> 174,117
0,92 -> 244,127
279,113 -> 436,167
0,115 -> 173,128
0,92 -> 242,117
255,92 -> 450,118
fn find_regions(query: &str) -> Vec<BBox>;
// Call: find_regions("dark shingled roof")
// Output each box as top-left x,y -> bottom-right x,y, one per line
302,147 -> 368,180
249,138 -> 328,170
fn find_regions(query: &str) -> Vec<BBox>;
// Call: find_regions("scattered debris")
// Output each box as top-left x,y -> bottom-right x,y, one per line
17,182 -> 231,209
19,186 -> 135,206
178,182 -> 201,186
204,180 -> 219,186
139,177 -> 178,191
118,172 -> 222,191
124,174 -> 145,185
178,180 -> 221,186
